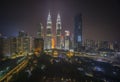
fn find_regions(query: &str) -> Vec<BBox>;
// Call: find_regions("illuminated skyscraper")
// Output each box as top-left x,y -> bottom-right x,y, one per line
45,11 -> 52,49
64,30 -> 70,50
74,14 -> 82,51
17,31 -> 31,54
56,13 -> 62,49
37,23 -> 44,39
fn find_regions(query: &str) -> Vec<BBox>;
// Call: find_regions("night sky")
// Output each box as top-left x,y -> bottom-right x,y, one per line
0,0 -> 120,41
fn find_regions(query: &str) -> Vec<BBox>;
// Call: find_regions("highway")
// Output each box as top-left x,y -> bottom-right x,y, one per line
0,56 -> 28,82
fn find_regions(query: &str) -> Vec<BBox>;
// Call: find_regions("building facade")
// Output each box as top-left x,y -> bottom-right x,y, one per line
37,23 -> 44,39
44,11 -> 63,49
0,36 -> 10,57
64,30 -> 70,50
74,14 -> 82,51
56,13 -> 62,49
44,11 -> 52,49
34,38 -> 44,53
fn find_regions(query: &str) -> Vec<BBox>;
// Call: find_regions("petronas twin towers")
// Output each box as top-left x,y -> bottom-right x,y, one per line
44,11 -> 62,49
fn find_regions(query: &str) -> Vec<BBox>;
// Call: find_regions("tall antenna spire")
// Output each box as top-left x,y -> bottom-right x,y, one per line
57,13 -> 61,22
47,10 -> 52,25
56,13 -> 61,29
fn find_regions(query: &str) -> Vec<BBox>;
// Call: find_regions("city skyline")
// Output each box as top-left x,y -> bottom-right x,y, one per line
0,0 -> 120,41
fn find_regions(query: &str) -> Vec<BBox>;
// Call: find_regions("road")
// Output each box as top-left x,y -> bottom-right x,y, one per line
1,49 -> 120,82
0,56 -> 28,82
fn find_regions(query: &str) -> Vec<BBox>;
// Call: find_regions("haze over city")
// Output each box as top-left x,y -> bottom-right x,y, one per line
1,0 -> 120,82
0,0 -> 120,41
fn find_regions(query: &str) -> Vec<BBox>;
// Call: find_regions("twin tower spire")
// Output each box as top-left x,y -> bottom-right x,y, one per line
45,11 -> 62,49
47,11 -> 61,29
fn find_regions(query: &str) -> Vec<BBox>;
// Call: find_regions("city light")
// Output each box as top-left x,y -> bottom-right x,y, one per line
0,0 -> 120,82
51,37 -> 55,49
65,30 -> 70,36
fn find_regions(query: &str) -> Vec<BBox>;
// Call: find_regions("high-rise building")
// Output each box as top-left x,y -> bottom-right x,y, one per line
29,36 -> 34,52
37,23 -> 44,39
17,31 -> 31,54
45,11 -> 52,49
64,30 -> 70,50
74,14 -> 82,51
34,38 -> 44,53
0,31 -> 34,57
22,36 -> 31,53
3,37 -> 10,56
61,35 -> 64,49
35,23 -> 44,52
18,30 -> 27,37
18,30 -> 30,53
56,13 -> 62,49
0,36 -> 11,57
43,11 -> 63,49
10,37 -> 18,55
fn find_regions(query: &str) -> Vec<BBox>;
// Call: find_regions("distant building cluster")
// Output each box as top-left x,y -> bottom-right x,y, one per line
0,31 -> 44,58
39,11 -> 75,50
39,12 -> 82,51
83,39 -> 120,52
0,11 -> 120,59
